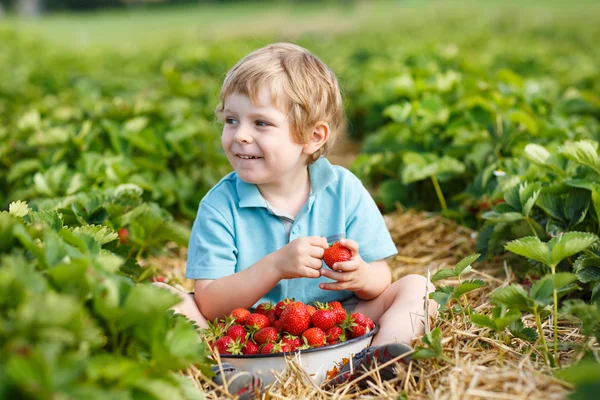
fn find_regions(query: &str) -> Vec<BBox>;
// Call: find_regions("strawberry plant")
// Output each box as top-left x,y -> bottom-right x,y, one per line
0,204 -> 213,399
430,253 -> 485,320
504,232 -> 598,362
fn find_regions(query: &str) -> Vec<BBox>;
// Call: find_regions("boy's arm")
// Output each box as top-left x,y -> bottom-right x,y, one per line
194,236 -> 328,321
194,251 -> 281,321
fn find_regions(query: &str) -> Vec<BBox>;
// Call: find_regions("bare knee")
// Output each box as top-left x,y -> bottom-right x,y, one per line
394,274 -> 435,294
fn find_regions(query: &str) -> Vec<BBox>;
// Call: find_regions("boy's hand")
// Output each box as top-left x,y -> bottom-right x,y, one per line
318,239 -> 367,292
275,236 -> 328,280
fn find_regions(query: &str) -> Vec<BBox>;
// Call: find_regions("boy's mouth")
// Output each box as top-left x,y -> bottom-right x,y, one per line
237,154 -> 262,159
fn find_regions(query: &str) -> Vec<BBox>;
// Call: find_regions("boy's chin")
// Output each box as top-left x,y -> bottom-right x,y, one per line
236,171 -> 269,185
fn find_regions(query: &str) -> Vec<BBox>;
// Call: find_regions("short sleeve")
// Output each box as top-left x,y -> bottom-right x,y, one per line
345,175 -> 398,263
185,201 -> 237,279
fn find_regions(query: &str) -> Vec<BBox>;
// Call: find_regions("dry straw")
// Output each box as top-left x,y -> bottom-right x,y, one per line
154,209 -> 582,399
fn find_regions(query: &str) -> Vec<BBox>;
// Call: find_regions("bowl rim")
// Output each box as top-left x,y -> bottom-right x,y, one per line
221,324 -> 379,359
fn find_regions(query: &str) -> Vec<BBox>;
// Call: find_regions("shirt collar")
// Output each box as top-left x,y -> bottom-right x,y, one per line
236,157 -> 337,209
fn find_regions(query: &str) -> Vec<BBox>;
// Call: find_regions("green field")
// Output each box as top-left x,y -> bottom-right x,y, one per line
1,1 -> 600,399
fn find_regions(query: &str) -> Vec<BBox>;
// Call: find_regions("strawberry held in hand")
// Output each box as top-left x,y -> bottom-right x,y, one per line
323,241 -> 352,269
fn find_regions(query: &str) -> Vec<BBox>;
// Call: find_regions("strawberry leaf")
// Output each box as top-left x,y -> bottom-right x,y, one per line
454,279 -> 485,297
453,253 -> 481,277
560,140 -> 600,175
9,201 -> 30,218
431,268 -> 457,282
490,285 -> 533,311
505,236 -> 552,266
550,232 -> 598,266
524,143 -> 551,165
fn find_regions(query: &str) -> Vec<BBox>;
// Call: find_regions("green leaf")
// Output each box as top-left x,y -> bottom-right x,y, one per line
591,183 -> 600,222
524,143 -> 550,165
520,183 -> 541,217
556,359 -> 600,384
71,225 -> 119,245
537,193 -> 565,223
455,279 -> 485,297
431,268 -> 457,282
504,184 -> 522,212
493,308 -> 522,331
509,319 -> 538,342
9,201 -> 30,218
481,211 -> 525,223
471,313 -> 496,330
411,348 -> 440,360
453,253 -> 481,276
550,232 -> 598,266
573,255 -> 600,283
505,236 -> 551,266
530,276 -> 554,305
490,285 -> 532,311
552,272 -> 578,290
509,110 -> 538,134
430,286 -> 453,307
422,327 -> 443,355
561,140 -> 600,174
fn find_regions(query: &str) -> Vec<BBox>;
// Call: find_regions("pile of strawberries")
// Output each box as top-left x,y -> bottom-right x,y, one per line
202,299 -> 375,355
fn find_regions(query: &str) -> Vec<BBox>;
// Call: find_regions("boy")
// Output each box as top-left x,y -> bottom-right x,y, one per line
156,42 -> 436,395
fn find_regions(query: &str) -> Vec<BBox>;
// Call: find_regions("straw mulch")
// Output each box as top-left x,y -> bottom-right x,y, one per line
151,209 -> 577,400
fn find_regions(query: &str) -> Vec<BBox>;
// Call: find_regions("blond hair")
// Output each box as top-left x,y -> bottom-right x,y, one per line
216,42 -> 345,163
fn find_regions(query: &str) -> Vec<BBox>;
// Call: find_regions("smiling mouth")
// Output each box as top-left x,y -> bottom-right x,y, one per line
237,155 -> 262,159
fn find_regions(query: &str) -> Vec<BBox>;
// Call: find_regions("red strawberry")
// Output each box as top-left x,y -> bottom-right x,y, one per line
254,327 -> 279,345
213,336 -> 234,354
305,305 -> 317,317
230,308 -> 250,324
244,313 -> 269,331
264,309 -> 278,326
255,302 -> 273,315
351,312 -> 369,328
333,308 -> 347,325
242,341 -> 259,355
323,242 -> 352,269
260,343 -> 275,354
118,227 -> 129,244
311,309 -> 336,331
326,326 -> 346,344
328,301 -> 343,310
302,327 -> 326,347
348,324 -> 367,338
275,298 -> 295,317
226,325 -> 247,341
366,317 -> 375,330
273,319 -> 283,332
280,303 -> 311,336
281,335 -> 301,352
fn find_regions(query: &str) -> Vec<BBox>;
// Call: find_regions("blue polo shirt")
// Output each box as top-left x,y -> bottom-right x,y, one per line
185,157 -> 398,307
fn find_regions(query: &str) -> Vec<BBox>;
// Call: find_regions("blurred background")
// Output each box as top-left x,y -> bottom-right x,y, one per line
1,0 -> 599,222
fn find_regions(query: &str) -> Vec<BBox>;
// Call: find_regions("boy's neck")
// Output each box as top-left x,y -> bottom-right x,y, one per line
257,167 -> 311,219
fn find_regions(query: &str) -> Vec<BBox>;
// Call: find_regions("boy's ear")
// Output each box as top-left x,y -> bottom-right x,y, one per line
303,121 -> 329,155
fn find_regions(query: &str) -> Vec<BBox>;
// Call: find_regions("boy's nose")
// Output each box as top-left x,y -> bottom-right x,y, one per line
234,125 -> 253,144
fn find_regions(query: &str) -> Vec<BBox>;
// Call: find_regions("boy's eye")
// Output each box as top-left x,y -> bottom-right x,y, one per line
225,117 -> 238,124
255,120 -> 270,127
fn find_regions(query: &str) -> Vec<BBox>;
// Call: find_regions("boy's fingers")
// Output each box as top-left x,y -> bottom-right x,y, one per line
307,258 -> 324,270
339,238 -> 359,255
320,269 -> 348,282
331,261 -> 358,272
308,246 -> 325,259
319,282 -> 347,291
309,236 -> 329,249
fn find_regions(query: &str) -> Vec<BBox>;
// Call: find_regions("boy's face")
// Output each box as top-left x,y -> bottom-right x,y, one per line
221,86 -> 308,186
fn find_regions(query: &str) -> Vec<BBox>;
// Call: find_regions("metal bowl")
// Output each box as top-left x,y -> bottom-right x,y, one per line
220,325 -> 379,384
